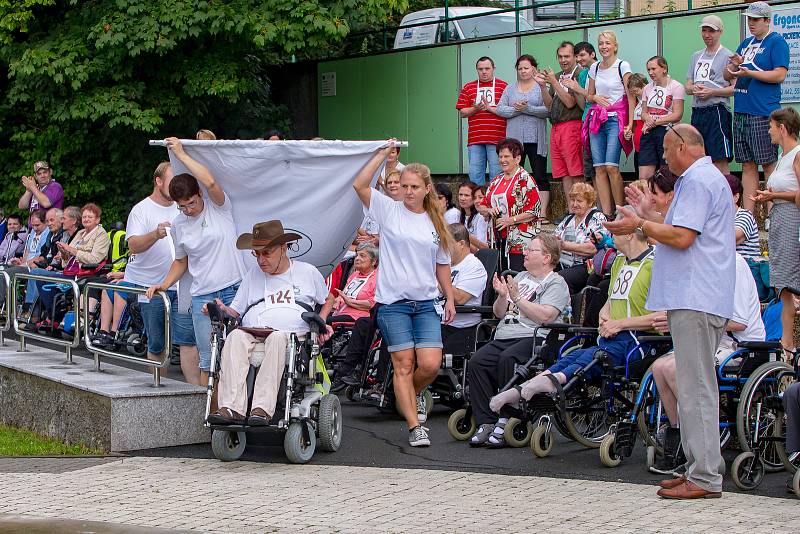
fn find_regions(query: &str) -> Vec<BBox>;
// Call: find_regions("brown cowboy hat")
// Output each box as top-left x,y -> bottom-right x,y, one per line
236,220 -> 302,251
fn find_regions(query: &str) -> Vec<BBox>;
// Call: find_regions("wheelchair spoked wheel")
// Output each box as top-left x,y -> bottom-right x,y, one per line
561,383 -> 620,449
211,430 -> 247,462
447,408 -> 476,441
599,433 -> 622,468
731,451 -> 765,491
318,394 -> 343,452
530,424 -> 554,458
284,421 -> 317,464
736,361 -> 794,472
636,369 -> 668,455
503,417 -> 533,448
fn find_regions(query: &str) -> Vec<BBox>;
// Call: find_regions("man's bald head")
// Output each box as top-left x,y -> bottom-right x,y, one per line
663,124 -> 706,176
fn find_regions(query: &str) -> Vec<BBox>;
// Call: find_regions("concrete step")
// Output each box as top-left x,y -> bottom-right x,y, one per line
0,340 -> 209,452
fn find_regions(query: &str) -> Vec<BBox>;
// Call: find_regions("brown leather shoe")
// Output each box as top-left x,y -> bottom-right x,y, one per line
247,407 -> 270,426
207,407 -> 245,425
659,475 -> 686,489
657,480 -> 722,499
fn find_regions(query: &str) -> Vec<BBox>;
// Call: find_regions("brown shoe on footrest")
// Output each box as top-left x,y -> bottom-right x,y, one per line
247,408 -> 269,426
207,407 -> 245,425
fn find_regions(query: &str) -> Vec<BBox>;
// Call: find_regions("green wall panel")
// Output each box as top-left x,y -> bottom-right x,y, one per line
588,20 -> 658,172
520,29 -> 586,173
459,38 -> 519,173
359,54 -> 408,142
406,46 -> 460,173
318,59 -> 363,140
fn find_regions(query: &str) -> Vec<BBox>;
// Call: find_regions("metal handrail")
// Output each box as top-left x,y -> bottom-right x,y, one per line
81,281 -> 171,387
12,272 -> 81,363
0,271 -> 10,346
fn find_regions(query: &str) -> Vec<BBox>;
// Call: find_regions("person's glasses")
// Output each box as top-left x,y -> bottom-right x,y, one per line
665,123 -> 685,145
251,247 -> 279,258
176,198 -> 199,212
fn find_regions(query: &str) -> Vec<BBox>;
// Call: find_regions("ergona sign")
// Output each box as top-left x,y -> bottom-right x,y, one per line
772,4 -> 800,103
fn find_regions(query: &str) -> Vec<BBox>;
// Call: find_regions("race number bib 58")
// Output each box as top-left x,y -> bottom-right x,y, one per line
610,265 -> 637,300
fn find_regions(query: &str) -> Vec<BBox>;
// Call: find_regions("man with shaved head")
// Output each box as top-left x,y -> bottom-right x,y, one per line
606,123 -> 734,499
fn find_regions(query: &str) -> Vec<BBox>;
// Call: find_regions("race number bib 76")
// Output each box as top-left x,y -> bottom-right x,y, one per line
475,86 -> 495,105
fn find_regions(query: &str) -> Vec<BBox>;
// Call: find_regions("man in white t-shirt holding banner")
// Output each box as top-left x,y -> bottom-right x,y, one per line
440,223 -> 488,354
207,220 -> 335,426
124,162 -> 200,383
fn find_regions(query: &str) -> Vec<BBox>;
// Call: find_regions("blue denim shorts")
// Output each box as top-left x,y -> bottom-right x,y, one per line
376,299 -> 443,353
590,115 -> 623,167
192,283 -> 239,371
104,280 -> 137,303
132,287 -> 196,354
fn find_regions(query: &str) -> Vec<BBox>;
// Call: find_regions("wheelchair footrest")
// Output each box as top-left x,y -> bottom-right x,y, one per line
614,421 -> 638,458
525,393 -> 557,414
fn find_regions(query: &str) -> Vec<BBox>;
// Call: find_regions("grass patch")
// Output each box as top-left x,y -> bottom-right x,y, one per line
0,425 -> 104,456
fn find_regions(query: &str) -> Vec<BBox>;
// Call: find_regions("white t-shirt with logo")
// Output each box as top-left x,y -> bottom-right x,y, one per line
368,191 -> 451,304
171,192 -> 245,296
230,261 -> 329,333
125,197 -> 179,288
447,253 -> 487,329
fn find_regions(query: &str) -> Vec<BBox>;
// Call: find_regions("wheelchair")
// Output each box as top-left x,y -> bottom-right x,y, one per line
729,347 -> 799,492
446,285 -> 604,444
637,338 -> 787,476
204,302 -> 342,464
493,326 -> 672,459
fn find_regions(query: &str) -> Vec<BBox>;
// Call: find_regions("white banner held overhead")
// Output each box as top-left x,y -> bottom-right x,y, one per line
156,140 -> 390,277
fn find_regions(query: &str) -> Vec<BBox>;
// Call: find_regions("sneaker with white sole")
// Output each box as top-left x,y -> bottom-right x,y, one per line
409,425 -> 430,447
416,393 -> 427,423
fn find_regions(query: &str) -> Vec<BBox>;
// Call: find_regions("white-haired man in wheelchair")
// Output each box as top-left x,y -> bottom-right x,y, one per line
207,220 -> 334,426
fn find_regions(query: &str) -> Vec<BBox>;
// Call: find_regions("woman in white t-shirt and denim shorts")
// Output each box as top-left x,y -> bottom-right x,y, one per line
146,137 -> 245,383
354,143 -> 456,447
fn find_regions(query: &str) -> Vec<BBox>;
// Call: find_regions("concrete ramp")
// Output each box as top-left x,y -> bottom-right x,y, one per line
0,340 -> 209,452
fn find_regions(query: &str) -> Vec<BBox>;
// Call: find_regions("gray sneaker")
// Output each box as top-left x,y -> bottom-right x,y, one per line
409,425 -> 430,447
416,393 -> 428,423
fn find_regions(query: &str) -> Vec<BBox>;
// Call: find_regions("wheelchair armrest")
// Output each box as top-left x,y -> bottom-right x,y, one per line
541,322 -> 573,330
206,302 -> 237,324
568,326 -> 599,335
302,311 -> 326,333
636,335 -> 673,345
454,305 -> 494,315
500,269 -> 518,278
737,340 -> 782,351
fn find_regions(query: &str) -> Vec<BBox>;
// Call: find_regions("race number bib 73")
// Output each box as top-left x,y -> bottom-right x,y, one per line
610,265 -> 637,300
694,59 -> 713,83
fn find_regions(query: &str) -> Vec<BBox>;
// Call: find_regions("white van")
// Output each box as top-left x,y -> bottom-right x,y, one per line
393,7 -> 537,49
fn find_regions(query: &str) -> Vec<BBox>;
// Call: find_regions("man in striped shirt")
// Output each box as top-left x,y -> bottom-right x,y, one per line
456,57 -> 508,186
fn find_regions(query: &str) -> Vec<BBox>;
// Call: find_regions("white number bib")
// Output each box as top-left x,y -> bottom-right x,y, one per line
610,265 -> 637,300
490,176 -> 515,218
475,79 -> 496,106
694,58 -> 715,84
342,277 -> 367,298
647,86 -> 668,112
741,42 -> 761,66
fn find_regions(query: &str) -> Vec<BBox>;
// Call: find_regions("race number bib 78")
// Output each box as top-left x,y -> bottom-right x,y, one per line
647,87 -> 668,112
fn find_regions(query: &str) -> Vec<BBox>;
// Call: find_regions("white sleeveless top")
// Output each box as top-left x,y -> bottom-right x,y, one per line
767,144 -> 800,203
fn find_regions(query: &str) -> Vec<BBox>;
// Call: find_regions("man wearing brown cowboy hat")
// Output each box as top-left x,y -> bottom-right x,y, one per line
18,161 -> 64,224
207,220 -> 335,426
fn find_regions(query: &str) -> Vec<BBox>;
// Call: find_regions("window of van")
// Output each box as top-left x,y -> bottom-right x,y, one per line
457,14 -> 534,39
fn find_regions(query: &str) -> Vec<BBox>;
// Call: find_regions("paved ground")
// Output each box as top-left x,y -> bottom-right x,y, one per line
0,456 -> 798,533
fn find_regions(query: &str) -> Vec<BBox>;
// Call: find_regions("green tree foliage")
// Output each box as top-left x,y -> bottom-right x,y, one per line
0,0 -> 406,223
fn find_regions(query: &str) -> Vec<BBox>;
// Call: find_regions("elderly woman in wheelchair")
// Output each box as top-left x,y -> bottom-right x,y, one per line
488,222 -> 664,449
205,220 -> 334,430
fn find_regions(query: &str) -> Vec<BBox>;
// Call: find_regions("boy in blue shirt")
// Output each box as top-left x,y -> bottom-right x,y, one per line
725,1 -> 790,212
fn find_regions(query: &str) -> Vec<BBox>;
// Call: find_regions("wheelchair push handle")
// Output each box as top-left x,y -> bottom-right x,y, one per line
206,301 -> 237,325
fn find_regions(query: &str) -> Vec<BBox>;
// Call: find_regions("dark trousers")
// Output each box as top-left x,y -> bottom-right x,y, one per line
467,337 -> 535,425
334,315 -> 373,376
784,381 -> 800,454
